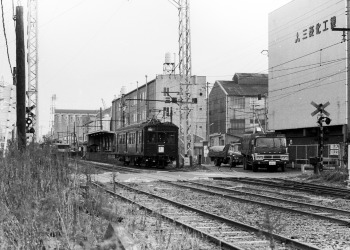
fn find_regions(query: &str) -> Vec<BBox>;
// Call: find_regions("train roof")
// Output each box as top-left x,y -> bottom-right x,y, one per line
87,130 -> 115,136
115,119 -> 178,132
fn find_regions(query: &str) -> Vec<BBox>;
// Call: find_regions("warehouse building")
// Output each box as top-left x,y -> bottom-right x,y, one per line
268,0 -> 347,164
209,73 -> 268,146
53,109 -> 98,146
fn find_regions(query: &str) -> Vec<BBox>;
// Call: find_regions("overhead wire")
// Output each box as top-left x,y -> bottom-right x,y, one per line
268,0 -> 341,35
269,60 -> 346,93
269,4 -> 344,46
269,68 -> 347,103
202,2 -> 345,76
1,0 -> 13,75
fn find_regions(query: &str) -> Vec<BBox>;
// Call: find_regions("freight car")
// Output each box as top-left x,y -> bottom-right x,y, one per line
115,119 -> 179,168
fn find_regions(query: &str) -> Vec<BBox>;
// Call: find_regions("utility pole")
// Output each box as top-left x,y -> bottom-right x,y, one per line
15,6 -> 26,151
145,75 -> 148,120
100,107 -> 103,130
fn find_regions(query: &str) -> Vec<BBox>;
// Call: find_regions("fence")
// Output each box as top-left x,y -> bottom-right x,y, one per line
288,143 -> 344,168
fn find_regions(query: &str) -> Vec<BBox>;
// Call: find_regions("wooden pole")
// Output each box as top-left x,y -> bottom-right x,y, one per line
16,7 -> 26,151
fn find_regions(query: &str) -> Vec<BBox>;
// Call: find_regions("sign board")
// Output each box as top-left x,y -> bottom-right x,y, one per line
203,146 -> 209,157
184,157 -> 190,166
329,144 -> 339,156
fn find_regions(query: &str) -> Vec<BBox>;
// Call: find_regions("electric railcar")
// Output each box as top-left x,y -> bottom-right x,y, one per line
115,120 -> 179,168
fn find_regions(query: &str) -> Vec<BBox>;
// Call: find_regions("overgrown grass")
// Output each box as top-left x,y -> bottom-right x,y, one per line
0,143 -> 108,248
0,143 -> 219,249
306,168 -> 349,184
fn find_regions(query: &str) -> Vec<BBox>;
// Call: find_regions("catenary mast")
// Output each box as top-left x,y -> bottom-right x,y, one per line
27,0 -> 39,141
172,0 -> 193,164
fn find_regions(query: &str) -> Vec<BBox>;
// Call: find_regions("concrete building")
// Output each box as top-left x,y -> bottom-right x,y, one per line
209,73 -> 268,146
53,109 -> 98,146
111,74 -> 207,161
0,84 -> 16,151
268,0 -> 347,164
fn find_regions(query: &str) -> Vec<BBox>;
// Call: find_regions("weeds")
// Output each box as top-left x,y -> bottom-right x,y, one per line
258,212 -> 287,250
306,169 -> 349,184
0,143 -> 220,249
0,143 -> 108,248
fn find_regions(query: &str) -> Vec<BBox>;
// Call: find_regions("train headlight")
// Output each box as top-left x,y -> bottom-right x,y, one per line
158,145 -> 164,153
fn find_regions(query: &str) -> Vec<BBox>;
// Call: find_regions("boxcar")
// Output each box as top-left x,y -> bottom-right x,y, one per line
115,120 -> 179,168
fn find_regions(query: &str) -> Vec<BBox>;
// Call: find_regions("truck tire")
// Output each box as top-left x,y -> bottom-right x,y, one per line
281,164 -> 285,172
252,163 -> 258,172
230,161 -> 236,168
214,158 -> 221,167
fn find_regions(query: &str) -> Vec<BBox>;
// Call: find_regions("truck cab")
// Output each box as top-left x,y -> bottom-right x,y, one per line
241,133 -> 289,172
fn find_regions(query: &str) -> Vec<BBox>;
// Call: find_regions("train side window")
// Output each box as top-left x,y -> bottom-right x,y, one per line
148,132 -> 156,143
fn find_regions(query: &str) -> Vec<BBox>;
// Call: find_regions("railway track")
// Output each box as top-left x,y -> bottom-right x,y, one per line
77,159 -> 155,173
216,177 -> 350,199
126,181 -> 349,249
94,181 -> 319,250
168,180 -> 350,225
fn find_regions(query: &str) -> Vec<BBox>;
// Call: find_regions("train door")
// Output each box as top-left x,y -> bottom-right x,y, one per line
140,130 -> 143,153
136,131 -> 139,153
125,132 -> 128,153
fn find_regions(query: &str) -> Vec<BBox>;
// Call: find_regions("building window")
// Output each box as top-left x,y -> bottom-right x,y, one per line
163,107 -> 170,117
233,97 -> 245,109
230,119 -> 245,130
163,87 -> 169,96
140,92 -> 145,101
250,97 -> 264,109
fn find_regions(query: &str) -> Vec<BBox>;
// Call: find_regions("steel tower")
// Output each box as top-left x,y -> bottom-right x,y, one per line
27,0 -> 39,140
172,0 -> 193,164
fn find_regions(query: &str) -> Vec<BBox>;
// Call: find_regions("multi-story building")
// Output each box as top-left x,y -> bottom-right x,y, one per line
268,0 -> 346,164
111,74 -> 207,160
53,109 -> 98,145
209,73 -> 268,146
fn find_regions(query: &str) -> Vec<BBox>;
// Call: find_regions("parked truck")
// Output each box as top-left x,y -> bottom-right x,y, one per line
208,143 -> 242,168
240,133 -> 289,172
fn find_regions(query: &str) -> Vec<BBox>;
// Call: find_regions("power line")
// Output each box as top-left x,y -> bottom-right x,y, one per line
269,69 -> 347,103
270,60 -> 346,92
269,5 -> 344,45
1,0 -> 13,75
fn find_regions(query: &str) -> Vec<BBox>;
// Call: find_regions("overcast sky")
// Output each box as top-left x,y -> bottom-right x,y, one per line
0,0 -> 291,137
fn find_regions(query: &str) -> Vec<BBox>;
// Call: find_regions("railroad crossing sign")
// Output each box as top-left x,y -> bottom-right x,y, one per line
311,101 -> 330,117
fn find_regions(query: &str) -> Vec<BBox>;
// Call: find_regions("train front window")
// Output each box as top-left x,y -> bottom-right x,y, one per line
148,132 -> 156,143
158,132 -> 166,143
167,132 -> 175,144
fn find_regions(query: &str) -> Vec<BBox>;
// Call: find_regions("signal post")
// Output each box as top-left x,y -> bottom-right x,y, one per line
311,101 -> 331,174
